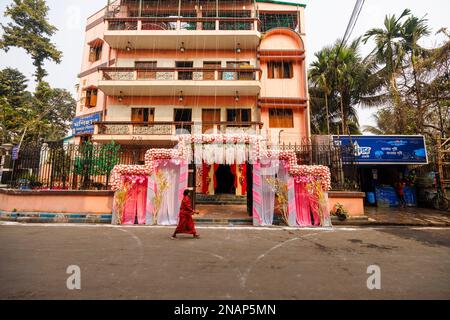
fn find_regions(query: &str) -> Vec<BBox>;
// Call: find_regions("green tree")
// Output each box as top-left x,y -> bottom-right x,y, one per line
363,9 -> 411,133
0,68 -> 33,143
309,39 -> 377,135
0,0 -> 62,83
401,14 -> 432,134
309,48 -> 333,134
74,142 -> 121,189
362,108 -> 397,135
32,81 -> 76,141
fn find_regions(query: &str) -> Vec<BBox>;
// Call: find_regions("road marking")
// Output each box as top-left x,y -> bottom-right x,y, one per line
117,228 -> 144,277
239,231 -> 334,290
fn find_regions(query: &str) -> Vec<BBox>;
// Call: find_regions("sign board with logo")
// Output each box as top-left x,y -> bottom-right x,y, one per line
332,135 -> 428,165
72,112 -> 102,136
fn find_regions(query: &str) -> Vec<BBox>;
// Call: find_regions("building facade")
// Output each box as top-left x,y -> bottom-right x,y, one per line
74,0 -> 309,196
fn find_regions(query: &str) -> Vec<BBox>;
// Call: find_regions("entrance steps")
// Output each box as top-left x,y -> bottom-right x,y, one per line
194,217 -> 253,225
195,194 -> 247,205
194,204 -> 252,225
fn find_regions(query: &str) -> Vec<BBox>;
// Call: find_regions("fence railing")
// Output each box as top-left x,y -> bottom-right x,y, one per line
105,17 -> 260,32
2,141 -> 358,191
100,67 -> 261,82
95,121 -> 263,136
3,143 -> 148,191
276,143 -> 360,191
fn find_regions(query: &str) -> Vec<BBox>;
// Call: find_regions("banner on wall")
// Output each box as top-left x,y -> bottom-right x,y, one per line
333,135 -> 428,165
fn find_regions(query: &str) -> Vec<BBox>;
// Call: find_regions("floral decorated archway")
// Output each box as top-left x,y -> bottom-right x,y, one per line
110,134 -> 332,227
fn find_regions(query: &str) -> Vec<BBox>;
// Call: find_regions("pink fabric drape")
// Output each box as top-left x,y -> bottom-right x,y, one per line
308,190 -> 321,226
122,178 -> 148,225
294,181 -> 312,227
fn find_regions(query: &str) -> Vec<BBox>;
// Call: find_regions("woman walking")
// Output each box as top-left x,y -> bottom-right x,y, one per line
171,190 -> 200,239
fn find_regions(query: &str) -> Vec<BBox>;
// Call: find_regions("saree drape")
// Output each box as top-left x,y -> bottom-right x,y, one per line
252,160 -> 277,226
294,181 -> 313,227
146,160 -> 188,225
121,176 -> 148,225
277,161 -> 297,227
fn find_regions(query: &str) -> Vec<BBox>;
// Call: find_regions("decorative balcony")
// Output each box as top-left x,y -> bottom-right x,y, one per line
97,67 -> 262,96
93,121 -> 263,142
103,17 -> 261,50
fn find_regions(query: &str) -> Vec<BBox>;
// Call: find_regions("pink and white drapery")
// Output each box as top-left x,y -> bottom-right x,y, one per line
277,161 -> 298,227
294,180 -> 332,227
146,160 -> 188,225
294,182 -> 313,226
252,160 -> 278,226
252,159 -> 332,228
111,175 -> 148,225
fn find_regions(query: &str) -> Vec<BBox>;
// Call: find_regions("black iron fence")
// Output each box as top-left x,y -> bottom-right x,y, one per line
2,141 -> 359,191
3,142 -> 148,190
276,142 -> 359,191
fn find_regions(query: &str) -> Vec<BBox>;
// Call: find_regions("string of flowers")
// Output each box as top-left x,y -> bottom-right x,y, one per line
110,134 -> 331,192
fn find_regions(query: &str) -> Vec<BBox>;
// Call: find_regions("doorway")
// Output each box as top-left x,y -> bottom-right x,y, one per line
215,165 -> 235,194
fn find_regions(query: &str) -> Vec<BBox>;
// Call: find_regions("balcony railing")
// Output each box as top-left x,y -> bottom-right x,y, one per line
95,121 -> 263,136
105,17 -> 260,32
100,67 -> 261,81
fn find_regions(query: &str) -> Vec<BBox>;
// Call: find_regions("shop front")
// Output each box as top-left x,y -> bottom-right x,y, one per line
333,135 -> 428,208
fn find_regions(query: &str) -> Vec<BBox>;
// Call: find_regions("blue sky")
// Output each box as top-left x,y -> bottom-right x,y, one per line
0,0 -> 449,129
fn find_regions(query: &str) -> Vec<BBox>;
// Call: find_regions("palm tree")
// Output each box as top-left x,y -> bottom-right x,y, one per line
363,108 -> 397,135
402,14 -> 431,133
333,38 -> 374,135
309,39 -> 376,135
363,9 -> 411,132
309,48 -> 333,134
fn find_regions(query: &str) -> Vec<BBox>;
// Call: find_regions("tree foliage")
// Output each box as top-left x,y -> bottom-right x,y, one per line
309,8 -> 449,142
309,39 -> 378,135
0,0 -> 62,83
0,68 -> 75,144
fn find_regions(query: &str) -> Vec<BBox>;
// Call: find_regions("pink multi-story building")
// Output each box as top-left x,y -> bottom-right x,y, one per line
74,0 -> 309,196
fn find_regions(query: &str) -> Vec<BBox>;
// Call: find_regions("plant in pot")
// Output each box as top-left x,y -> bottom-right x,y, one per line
332,203 -> 349,221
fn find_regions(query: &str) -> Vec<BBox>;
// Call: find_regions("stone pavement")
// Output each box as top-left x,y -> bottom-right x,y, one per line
365,206 -> 450,227
2,205 -> 450,227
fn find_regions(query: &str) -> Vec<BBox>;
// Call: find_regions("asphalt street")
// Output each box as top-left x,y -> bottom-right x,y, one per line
0,222 -> 449,299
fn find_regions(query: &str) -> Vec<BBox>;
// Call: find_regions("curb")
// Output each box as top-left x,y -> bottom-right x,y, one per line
1,211 -> 449,227
0,211 -> 112,224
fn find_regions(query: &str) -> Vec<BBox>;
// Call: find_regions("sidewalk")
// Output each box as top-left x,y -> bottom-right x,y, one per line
1,206 -> 450,227
362,206 -> 450,227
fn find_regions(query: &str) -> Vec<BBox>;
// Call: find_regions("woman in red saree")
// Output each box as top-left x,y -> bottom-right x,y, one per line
171,190 -> 200,239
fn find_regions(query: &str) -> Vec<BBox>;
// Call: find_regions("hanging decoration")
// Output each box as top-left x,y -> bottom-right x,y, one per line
110,133 -> 332,228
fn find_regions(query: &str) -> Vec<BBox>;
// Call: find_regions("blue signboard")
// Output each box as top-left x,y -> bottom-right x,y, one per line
12,146 -> 19,160
72,112 -> 102,136
333,135 -> 428,165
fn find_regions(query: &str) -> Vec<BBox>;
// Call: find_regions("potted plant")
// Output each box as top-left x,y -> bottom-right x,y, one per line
332,203 -> 349,221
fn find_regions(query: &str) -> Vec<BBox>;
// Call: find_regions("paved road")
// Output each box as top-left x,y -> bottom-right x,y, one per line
0,222 -> 449,299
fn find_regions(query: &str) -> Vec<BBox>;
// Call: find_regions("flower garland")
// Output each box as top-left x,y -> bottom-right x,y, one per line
110,133 -> 332,192
110,165 -> 151,191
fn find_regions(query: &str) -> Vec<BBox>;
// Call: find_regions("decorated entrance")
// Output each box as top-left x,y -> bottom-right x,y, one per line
110,134 -> 332,227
